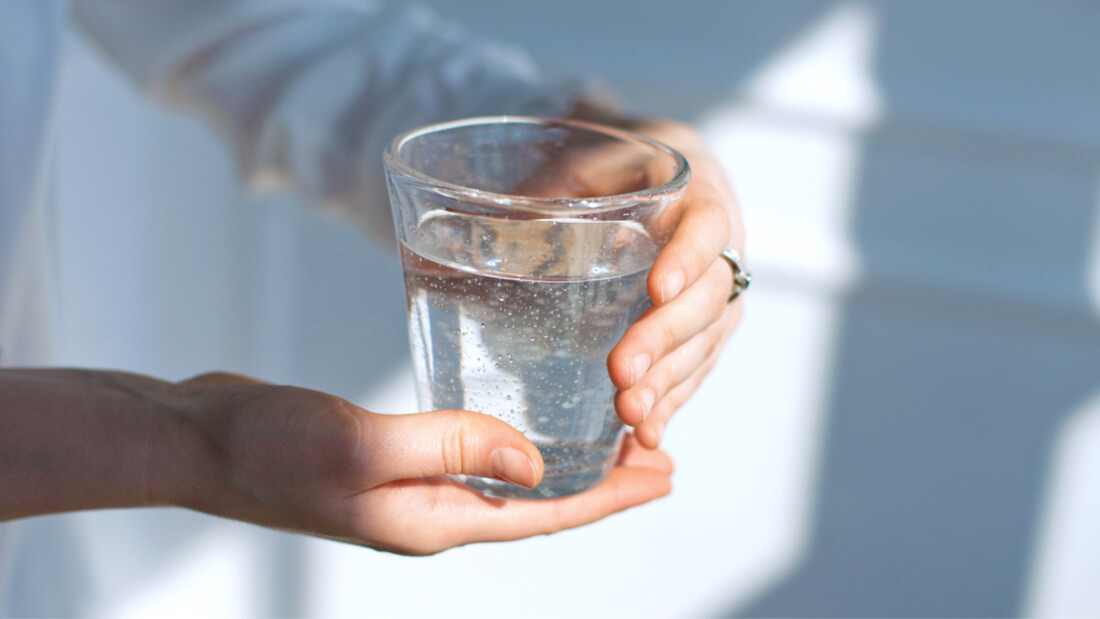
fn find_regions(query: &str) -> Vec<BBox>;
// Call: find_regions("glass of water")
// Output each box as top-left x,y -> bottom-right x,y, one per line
384,116 -> 689,499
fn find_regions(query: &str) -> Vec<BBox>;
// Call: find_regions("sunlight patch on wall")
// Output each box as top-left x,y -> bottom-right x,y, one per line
742,1 -> 881,126
698,1 -> 880,294
686,2 -> 882,613
1025,390 -> 1100,618
1024,178 -> 1100,618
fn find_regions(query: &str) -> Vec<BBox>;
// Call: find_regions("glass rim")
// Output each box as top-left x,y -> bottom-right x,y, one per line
383,115 -> 691,214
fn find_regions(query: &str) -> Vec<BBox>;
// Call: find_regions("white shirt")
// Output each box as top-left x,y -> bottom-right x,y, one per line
0,0 -> 574,612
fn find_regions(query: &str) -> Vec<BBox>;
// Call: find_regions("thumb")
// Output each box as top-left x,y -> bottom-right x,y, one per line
366,410 -> 544,489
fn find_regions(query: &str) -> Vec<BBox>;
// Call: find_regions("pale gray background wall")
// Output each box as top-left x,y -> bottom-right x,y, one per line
26,1 -> 1100,616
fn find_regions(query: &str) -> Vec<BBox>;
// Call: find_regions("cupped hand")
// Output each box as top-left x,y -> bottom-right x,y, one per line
175,372 -> 672,555
574,114 -> 745,449
609,119 -> 745,448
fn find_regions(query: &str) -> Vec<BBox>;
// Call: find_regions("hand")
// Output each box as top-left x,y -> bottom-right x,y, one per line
566,107 -> 746,449
609,119 -> 745,449
176,372 -> 673,555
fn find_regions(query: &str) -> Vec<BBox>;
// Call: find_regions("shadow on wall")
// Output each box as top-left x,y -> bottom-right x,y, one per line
429,0 -> 834,121
0,33 -> 413,616
733,2 -> 1100,616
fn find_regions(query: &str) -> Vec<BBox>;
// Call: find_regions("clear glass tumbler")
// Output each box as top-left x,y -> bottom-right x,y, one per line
384,116 -> 689,499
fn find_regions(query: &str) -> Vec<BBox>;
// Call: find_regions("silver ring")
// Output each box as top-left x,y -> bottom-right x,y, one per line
719,248 -> 751,303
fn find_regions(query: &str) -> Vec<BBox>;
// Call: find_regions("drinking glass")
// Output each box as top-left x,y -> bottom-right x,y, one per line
384,116 -> 689,499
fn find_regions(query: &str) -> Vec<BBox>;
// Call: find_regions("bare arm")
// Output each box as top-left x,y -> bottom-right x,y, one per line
0,369 -> 201,521
0,368 -> 671,554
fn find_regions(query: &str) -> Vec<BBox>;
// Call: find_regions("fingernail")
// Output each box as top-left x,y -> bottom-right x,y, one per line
491,447 -> 537,488
638,389 -> 655,422
660,270 -> 685,303
629,354 -> 650,386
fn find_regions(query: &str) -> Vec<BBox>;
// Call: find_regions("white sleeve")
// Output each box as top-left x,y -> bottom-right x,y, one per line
71,0 -> 582,237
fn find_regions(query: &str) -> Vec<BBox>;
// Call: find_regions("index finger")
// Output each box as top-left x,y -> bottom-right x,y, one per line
455,436 -> 673,544
648,188 -> 732,305
460,465 -> 672,544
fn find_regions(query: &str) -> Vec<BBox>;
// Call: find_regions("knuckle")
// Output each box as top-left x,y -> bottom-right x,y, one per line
607,340 -> 630,371
656,321 -> 681,356
313,397 -> 368,481
405,534 -> 449,556
684,240 -> 711,273
385,530 -> 444,556
705,201 -> 732,245
705,282 -> 728,322
367,495 -> 455,556
439,411 -> 479,475
541,501 -> 568,537
651,357 -> 679,395
703,260 -> 734,310
608,474 -> 630,508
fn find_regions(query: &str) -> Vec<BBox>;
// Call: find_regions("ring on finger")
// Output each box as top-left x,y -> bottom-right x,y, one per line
719,248 -> 751,303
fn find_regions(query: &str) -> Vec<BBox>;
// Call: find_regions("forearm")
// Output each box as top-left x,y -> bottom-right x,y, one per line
0,369 -> 200,521
0,368 -> 674,552
72,0 -> 579,237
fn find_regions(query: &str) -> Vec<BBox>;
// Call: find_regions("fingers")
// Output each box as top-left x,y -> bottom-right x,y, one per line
616,299 -> 743,427
366,410 -> 545,489
515,140 -> 656,199
633,309 -> 739,449
617,432 -> 675,474
453,457 -> 673,547
634,362 -> 714,448
613,317 -> 723,426
608,258 -> 734,391
647,187 -> 731,305
347,433 -> 673,555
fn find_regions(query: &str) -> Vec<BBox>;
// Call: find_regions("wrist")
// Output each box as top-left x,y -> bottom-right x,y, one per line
143,383 -> 211,511
160,374 -> 284,527
154,380 -> 239,516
